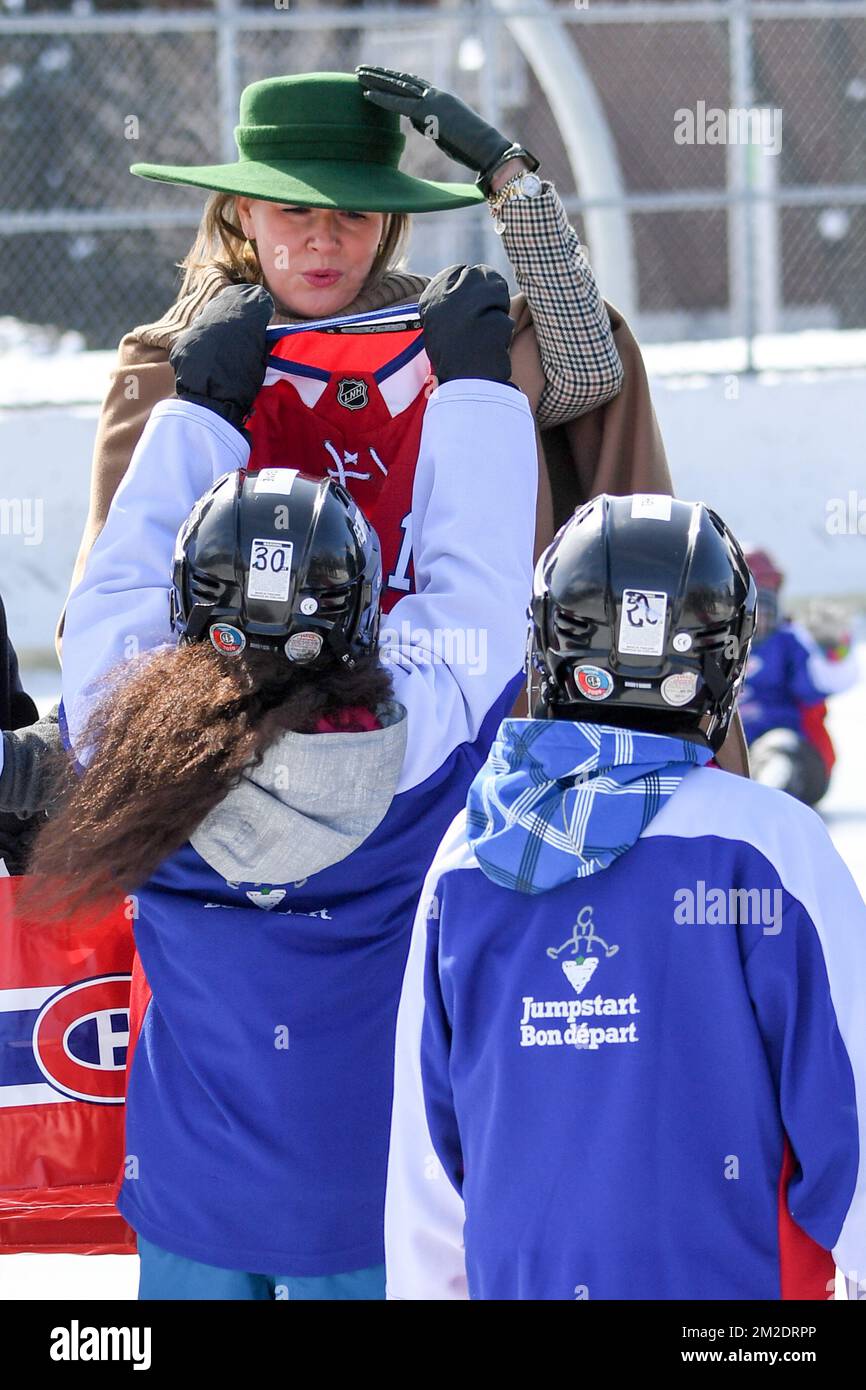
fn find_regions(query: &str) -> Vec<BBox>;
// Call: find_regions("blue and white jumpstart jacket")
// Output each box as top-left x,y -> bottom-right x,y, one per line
385,722 -> 866,1300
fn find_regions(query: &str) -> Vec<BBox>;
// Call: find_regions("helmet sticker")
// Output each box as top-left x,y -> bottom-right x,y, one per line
672,631 -> 693,652
210,623 -> 247,656
351,509 -> 369,546
660,671 -> 699,707
285,631 -> 323,663
630,494 -> 672,521
618,589 -> 668,657
254,467 -> 299,495
299,596 -> 319,616
574,664 -> 614,701
248,538 -> 294,602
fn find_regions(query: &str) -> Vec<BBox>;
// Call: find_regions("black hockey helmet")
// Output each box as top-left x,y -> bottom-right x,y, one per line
527,494 -> 757,751
169,465 -> 382,669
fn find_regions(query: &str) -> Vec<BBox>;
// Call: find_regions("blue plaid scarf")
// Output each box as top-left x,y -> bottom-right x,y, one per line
465,719 -> 713,895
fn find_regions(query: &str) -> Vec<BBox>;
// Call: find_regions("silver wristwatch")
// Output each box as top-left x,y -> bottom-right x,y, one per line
489,170 -> 544,233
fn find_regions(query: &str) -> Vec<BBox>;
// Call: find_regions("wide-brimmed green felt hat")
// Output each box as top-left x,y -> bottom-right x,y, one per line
130,71 -> 485,214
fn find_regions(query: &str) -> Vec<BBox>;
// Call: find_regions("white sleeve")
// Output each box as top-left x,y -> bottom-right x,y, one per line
385,815 -> 469,1301
381,379 -> 538,795
60,400 -> 249,761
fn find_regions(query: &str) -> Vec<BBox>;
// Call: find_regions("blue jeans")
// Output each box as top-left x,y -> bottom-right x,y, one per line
137,1234 -> 385,1301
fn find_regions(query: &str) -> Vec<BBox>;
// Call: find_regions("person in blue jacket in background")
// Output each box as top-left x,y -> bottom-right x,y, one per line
386,494 -> 866,1301
24,265 -> 538,1299
739,546 -> 859,806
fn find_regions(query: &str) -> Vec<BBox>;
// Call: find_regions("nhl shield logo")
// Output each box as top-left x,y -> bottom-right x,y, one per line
336,377 -> 368,412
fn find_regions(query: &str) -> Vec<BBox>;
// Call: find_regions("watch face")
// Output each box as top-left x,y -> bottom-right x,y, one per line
520,172 -> 542,197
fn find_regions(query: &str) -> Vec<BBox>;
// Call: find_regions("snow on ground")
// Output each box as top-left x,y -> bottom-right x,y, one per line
642,327 -> 866,378
20,669 -> 61,721
1,318 -> 865,409
0,1251 -> 139,1302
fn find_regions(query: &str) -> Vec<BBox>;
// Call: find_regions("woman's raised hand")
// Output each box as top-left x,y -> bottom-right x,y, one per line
356,65 -> 532,196
418,264 -> 515,387
169,283 -> 274,433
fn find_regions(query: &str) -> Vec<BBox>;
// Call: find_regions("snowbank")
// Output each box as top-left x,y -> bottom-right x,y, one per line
2,340 -> 864,664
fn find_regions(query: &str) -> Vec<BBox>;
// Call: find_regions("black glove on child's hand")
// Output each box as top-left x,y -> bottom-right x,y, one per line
169,283 -> 274,433
356,66 -> 535,195
418,264 -> 515,387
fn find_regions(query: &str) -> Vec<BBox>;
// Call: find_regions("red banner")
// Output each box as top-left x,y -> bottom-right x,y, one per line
0,878 -> 136,1254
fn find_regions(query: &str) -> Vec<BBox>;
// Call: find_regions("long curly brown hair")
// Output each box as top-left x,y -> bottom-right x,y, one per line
22,640 -> 393,925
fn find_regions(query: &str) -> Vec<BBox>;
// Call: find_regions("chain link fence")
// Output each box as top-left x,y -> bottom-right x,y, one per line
1,0 -> 865,367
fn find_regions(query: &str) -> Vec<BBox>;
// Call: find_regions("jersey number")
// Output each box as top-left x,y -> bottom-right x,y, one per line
388,512 -> 413,593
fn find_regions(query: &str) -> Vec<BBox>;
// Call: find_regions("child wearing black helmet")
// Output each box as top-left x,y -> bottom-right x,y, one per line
28,265 -> 538,1299
386,494 -> 866,1300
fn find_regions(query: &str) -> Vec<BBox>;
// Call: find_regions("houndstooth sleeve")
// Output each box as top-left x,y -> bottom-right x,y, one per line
494,178 -> 624,429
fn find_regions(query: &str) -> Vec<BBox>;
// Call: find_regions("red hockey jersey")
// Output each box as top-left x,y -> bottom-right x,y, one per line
246,304 -> 430,613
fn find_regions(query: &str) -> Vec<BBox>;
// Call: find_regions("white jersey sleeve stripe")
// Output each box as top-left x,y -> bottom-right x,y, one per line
644,767 -> 866,1277
385,810 -> 472,1299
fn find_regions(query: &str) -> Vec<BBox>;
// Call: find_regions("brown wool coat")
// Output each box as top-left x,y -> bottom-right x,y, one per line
57,287 -> 748,774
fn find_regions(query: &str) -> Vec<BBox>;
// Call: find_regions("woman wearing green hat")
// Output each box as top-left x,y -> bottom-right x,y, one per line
55,66 -> 638,658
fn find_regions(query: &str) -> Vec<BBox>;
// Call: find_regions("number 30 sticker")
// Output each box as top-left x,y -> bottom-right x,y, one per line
247,538 -> 294,602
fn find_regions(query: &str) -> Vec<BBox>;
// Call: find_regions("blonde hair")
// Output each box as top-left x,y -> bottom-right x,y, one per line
175,192 -> 412,303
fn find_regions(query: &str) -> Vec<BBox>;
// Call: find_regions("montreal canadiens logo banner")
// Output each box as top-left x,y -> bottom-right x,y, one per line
0,878 -> 136,1254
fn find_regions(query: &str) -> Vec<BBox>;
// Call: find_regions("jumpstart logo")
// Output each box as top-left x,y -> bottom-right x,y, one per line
32,975 -> 130,1104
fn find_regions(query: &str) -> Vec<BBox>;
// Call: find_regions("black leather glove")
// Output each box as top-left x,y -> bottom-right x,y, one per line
418,264 -> 515,387
0,709 -> 64,818
0,706 -> 64,875
169,283 -> 274,433
356,65 -> 538,195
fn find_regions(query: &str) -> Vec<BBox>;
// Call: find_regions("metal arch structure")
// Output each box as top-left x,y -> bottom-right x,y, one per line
489,0 -> 638,318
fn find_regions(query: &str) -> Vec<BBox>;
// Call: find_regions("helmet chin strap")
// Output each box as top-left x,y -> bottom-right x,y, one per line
525,654 -> 551,718
182,600 -> 219,644
706,710 -> 727,753
324,624 -> 358,670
